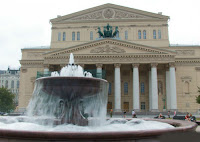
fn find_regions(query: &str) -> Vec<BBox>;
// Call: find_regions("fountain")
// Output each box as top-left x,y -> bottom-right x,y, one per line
0,53 -> 197,141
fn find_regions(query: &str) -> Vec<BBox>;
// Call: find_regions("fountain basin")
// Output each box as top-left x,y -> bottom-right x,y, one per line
0,119 -> 197,141
28,76 -> 109,126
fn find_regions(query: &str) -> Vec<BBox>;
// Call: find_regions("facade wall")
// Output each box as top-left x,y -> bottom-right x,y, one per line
18,4 -> 200,113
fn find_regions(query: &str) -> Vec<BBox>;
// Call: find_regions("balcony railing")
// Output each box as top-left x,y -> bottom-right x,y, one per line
36,69 -> 106,79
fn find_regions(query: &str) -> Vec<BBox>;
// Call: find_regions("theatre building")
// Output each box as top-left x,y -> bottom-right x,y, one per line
19,4 -> 200,113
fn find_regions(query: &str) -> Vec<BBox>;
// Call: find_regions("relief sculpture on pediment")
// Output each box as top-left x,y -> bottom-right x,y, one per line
90,45 -> 126,53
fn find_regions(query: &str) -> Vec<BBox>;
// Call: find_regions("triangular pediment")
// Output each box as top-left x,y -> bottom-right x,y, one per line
44,39 -> 175,58
50,3 -> 169,23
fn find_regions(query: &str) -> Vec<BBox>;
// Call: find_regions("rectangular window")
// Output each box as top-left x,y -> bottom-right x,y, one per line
63,32 -> 66,41
124,82 -> 128,95
141,82 -> 145,94
153,30 -> 156,39
58,32 -> 61,41
90,31 -> 93,40
125,31 -> 128,40
77,32 -> 80,40
141,102 -> 145,110
158,30 -> 161,39
108,82 -> 112,95
72,32 -> 75,41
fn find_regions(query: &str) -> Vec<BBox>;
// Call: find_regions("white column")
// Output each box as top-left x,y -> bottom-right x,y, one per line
114,63 -> 121,112
166,70 -> 171,110
132,64 -> 140,111
151,63 -> 158,112
169,63 -> 177,110
96,63 -> 103,79
149,70 -> 152,111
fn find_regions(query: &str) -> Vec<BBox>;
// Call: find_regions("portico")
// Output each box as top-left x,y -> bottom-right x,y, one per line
40,38 -> 177,112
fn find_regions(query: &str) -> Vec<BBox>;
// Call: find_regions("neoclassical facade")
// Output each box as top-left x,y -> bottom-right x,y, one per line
19,4 -> 200,113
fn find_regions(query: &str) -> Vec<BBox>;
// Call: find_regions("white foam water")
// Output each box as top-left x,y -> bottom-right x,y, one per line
0,117 -> 174,132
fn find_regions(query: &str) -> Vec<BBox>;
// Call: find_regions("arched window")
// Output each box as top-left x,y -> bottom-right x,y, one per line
124,82 -> 128,95
58,32 -> 61,41
11,80 -> 14,88
153,30 -> 156,39
77,32 -> 80,40
125,31 -> 128,40
143,30 -> 146,39
158,81 -> 163,95
5,80 -> 8,88
141,82 -> 145,94
138,30 -> 141,39
63,32 -> 66,41
108,82 -> 112,95
72,32 -> 75,41
90,31 -> 93,40
17,81 -> 19,88
158,30 -> 161,39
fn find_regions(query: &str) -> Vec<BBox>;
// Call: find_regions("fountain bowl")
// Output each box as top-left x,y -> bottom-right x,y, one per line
0,119 -> 197,141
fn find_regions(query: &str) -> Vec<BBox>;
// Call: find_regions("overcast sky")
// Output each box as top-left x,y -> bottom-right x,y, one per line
0,0 -> 200,70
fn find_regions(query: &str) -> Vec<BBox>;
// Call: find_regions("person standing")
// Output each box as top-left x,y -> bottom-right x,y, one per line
123,110 -> 126,118
132,110 -> 136,118
167,111 -> 170,118
174,110 -> 176,116
110,109 -> 113,118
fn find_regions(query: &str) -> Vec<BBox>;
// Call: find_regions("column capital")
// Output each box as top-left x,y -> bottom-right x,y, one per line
151,63 -> 158,68
114,63 -> 121,68
132,63 -> 139,68
169,62 -> 175,67
96,63 -> 103,68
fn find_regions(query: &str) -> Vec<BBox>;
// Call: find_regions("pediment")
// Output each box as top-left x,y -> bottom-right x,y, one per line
44,39 -> 175,59
50,3 -> 169,23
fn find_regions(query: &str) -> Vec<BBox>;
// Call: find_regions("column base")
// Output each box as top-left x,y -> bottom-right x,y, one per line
133,109 -> 140,112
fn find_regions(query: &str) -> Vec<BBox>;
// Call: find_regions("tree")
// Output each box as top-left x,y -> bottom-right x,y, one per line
196,86 -> 200,104
0,87 -> 15,113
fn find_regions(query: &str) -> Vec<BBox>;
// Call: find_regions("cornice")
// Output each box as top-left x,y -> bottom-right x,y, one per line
175,58 -> 200,66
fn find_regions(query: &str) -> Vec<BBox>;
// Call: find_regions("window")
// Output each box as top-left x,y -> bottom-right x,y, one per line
138,30 -> 141,39
141,102 -> 145,110
11,80 -> 14,88
77,32 -> 80,40
143,30 -> 146,39
184,81 -> 189,94
5,80 -> 8,88
58,32 -> 61,41
158,81 -> 163,95
63,32 -> 66,41
158,30 -> 161,39
116,32 -> 119,38
90,31 -> 93,40
141,82 -> 145,94
125,31 -> 128,40
72,32 -> 75,41
153,30 -> 156,39
124,82 -> 128,95
108,82 -> 112,95
17,81 -> 19,88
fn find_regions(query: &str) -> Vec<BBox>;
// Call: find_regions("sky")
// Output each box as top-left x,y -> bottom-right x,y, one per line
0,0 -> 200,70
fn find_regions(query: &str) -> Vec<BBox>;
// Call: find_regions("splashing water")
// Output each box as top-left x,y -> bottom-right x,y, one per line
51,53 -> 92,77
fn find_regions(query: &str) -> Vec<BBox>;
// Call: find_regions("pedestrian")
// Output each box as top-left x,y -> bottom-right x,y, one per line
110,109 -> 113,118
132,110 -> 136,118
123,110 -> 126,118
174,110 -> 176,116
167,111 -> 170,118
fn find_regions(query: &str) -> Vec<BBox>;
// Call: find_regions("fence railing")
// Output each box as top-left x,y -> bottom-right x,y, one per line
36,69 -> 106,79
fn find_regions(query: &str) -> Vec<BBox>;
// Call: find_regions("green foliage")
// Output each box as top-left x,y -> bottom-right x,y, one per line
0,87 -> 15,113
196,86 -> 200,104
